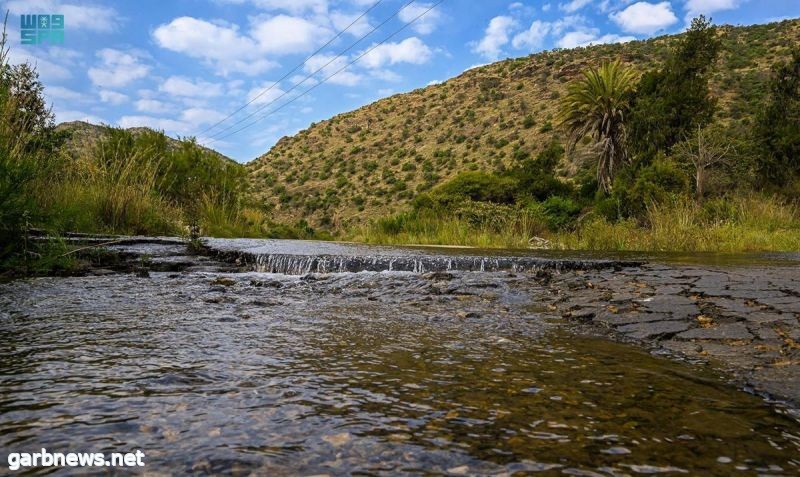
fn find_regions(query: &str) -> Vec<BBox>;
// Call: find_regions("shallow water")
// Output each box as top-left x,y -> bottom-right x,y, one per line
1,266 -> 798,476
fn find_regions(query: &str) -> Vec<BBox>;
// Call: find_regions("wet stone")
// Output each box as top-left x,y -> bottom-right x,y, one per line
595,311 -> 673,326
616,320 -> 691,340
676,323 -> 754,341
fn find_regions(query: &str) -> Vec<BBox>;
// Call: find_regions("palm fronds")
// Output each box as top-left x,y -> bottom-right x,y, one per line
558,60 -> 637,192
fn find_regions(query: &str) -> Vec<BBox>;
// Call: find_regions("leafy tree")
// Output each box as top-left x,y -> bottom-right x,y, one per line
559,60 -> 637,193
628,16 -> 721,160
755,49 -> 800,188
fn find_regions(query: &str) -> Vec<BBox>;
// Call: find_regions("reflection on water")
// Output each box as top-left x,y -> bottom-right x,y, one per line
0,271 -> 798,475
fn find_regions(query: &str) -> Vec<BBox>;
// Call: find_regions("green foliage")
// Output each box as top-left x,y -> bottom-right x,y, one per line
607,158 -> 690,220
559,60 -> 637,192
540,196 -> 582,229
0,22 -> 61,264
423,171 -> 517,206
510,141 -> 573,201
628,16 -> 721,160
755,49 -> 800,188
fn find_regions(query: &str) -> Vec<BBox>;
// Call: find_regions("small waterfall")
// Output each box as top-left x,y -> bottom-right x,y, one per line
203,238 -> 643,276
234,252 -> 636,275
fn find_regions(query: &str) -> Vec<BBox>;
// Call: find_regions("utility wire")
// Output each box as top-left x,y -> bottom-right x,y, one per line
204,0 -> 419,142
195,0 -> 383,137
204,0 -> 443,146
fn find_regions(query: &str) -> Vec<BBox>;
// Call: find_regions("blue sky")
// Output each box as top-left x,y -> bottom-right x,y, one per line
4,0 -> 799,162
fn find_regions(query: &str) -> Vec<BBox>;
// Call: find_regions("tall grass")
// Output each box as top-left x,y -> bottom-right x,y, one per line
353,207 -> 547,249
39,140 -> 183,235
355,195 -> 800,252
555,195 -> 800,252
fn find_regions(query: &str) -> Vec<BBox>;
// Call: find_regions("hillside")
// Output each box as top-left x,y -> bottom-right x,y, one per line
56,121 -> 235,163
246,18 -> 800,231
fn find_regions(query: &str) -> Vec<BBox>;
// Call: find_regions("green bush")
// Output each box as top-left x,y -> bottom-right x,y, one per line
426,171 -> 517,206
611,158 -> 690,219
541,196 -> 582,229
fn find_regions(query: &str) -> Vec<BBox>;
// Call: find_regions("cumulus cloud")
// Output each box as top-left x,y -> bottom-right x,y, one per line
226,0 -> 330,15
558,30 -> 636,48
152,17 -> 277,76
250,15 -> 333,54
98,90 -> 129,105
135,99 -> 172,114
246,82 -> 288,105
303,54 -> 364,86
159,77 -> 224,98
330,11 -> 373,36
512,20 -> 552,50
398,3 -> 443,35
44,86 -> 86,103
359,37 -> 433,68
88,49 -> 150,88
181,108 -> 227,126
118,115 -> 189,133
559,0 -> 594,13
611,2 -> 678,34
685,0 -> 743,17
473,16 -> 517,60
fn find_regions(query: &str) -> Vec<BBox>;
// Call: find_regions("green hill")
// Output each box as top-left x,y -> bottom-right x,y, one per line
246,18 -> 800,232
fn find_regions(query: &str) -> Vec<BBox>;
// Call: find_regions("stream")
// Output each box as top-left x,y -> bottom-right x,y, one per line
0,238 -> 798,475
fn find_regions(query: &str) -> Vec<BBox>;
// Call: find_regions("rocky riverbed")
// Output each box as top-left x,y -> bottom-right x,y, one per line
1,237 -> 798,475
101,237 -> 800,406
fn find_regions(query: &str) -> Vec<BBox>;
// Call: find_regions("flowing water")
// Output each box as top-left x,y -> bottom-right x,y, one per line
1,240 -> 799,475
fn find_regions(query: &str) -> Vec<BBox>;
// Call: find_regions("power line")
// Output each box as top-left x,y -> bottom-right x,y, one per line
195,0 -> 384,137
205,0 -> 419,142
204,0 -> 443,146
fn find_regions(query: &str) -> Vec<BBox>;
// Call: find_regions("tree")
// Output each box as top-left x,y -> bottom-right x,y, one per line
628,16 -> 721,160
755,49 -> 800,188
674,125 -> 733,201
559,60 -> 637,193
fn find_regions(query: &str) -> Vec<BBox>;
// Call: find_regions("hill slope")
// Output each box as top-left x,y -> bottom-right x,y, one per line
247,19 -> 800,231
56,121 -> 236,163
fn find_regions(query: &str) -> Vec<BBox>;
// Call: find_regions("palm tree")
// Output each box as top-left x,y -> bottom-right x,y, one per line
558,60 -> 637,193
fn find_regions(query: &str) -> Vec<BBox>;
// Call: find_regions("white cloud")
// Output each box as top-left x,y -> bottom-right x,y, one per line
159,77 -> 224,98
611,2 -> 678,34
327,69 -> 363,86
230,0 -> 329,15
685,0 -> 743,17
250,14 -> 333,55
558,30 -> 636,48
331,11 -> 373,36
560,0 -> 593,13
118,115 -> 189,133
512,20 -> 552,50
359,37 -> 433,68
181,108 -> 226,126
99,90 -> 129,105
88,49 -> 150,88
5,0 -> 118,32
45,86 -> 86,103
398,3 -> 443,35
473,16 -> 517,60
135,99 -> 171,114
247,82 -> 287,105
153,17 -> 277,76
